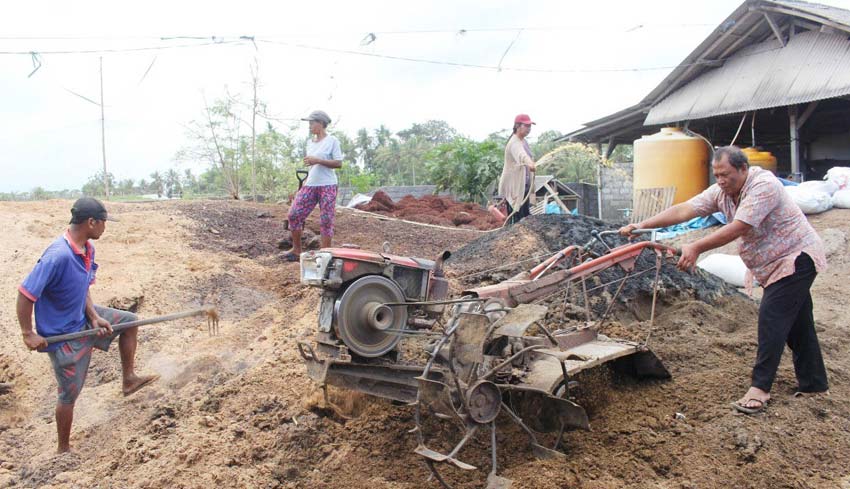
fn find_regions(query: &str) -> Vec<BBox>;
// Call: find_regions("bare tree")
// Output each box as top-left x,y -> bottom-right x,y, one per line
201,94 -> 241,199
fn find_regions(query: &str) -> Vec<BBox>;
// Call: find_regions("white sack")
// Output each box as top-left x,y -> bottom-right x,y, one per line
697,253 -> 748,287
826,167 -> 850,190
832,189 -> 850,209
799,179 -> 839,196
347,193 -> 373,208
785,186 -> 832,214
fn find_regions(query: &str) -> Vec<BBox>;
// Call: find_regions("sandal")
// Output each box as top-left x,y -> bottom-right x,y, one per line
731,398 -> 767,415
793,390 -> 829,398
282,252 -> 300,262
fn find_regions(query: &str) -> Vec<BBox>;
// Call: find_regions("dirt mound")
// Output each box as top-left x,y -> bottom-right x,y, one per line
3,200 -> 850,489
446,214 -> 740,310
355,192 -> 502,230
178,201 -> 287,259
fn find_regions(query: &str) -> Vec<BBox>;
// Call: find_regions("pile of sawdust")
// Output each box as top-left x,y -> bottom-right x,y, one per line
355,191 -> 502,230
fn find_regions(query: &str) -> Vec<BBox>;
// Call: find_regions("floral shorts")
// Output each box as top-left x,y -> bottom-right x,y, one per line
287,185 -> 337,237
47,306 -> 137,404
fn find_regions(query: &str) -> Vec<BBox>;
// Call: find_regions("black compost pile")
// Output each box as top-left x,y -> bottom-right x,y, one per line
445,214 -> 739,311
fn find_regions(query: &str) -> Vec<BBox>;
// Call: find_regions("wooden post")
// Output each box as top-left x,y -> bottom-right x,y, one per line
604,137 -> 616,160
99,56 -> 109,199
250,60 -> 258,202
789,105 -> 801,181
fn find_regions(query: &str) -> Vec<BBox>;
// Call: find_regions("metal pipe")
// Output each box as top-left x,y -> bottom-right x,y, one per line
530,246 -> 578,280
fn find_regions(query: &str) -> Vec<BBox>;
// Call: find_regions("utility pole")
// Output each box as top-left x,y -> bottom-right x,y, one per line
250,60 -> 258,202
100,56 -> 109,199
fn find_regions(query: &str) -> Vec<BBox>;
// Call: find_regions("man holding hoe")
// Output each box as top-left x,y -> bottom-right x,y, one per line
17,197 -> 158,452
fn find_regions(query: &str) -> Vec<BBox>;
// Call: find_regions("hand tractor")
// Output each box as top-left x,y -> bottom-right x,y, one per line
297,230 -> 677,488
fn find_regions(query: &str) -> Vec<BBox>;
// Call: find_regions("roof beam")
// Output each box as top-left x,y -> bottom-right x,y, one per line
762,12 -> 786,46
758,5 -> 850,35
791,18 -> 821,32
651,10 -> 756,105
604,137 -> 617,159
718,15 -> 768,59
798,101 -> 820,129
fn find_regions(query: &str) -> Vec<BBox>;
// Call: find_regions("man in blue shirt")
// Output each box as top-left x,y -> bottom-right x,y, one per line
17,197 -> 158,453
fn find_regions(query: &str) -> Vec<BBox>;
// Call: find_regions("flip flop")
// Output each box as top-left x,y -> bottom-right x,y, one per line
731,398 -> 767,415
282,252 -> 299,262
123,374 -> 160,397
793,390 -> 829,398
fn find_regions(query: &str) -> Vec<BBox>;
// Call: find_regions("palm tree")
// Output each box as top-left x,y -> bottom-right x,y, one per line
150,171 -> 165,198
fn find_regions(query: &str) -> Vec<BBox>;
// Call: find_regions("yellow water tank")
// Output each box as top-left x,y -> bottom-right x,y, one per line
742,147 -> 777,173
633,127 -> 710,205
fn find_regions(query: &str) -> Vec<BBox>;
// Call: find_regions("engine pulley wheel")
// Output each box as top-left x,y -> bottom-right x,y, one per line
335,275 -> 407,357
466,380 -> 501,424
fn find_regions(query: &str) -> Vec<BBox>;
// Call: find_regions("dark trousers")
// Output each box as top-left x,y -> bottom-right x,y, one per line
506,182 -> 532,226
752,253 -> 829,393
505,200 -> 530,225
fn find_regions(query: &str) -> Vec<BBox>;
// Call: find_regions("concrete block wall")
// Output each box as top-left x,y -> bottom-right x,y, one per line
600,162 -> 633,223
563,182 -> 599,218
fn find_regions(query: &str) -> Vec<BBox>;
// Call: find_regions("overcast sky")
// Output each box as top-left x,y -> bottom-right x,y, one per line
2,0 -> 849,192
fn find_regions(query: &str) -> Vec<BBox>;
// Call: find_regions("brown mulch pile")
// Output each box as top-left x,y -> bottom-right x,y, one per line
354,191 -> 503,230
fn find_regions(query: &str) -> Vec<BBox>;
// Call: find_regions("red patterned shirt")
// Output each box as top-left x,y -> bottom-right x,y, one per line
687,167 -> 827,288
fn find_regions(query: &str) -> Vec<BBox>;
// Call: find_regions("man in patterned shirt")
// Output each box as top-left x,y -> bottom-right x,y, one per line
620,146 -> 828,414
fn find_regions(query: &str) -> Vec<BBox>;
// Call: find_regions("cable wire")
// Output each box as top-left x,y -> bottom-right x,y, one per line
0,39 -> 248,55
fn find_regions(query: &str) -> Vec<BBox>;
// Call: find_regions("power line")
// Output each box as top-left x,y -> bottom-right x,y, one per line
0,23 -> 716,42
257,38 -> 751,74
0,31 -> 782,75
0,39 -> 249,55
368,23 -> 716,35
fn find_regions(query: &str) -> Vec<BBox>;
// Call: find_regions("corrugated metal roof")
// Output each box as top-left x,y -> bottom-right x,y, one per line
770,0 -> 850,29
646,30 -> 850,124
563,0 -> 850,143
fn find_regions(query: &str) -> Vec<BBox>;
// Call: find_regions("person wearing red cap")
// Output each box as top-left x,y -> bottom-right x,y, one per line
498,114 -> 538,224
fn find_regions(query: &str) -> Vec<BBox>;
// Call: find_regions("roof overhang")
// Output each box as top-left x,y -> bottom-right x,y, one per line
646,30 -> 850,124
563,0 -> 850,144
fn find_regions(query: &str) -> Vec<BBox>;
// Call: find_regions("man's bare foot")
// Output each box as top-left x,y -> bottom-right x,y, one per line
122,374 -> 160,397
57,445 -> 71,454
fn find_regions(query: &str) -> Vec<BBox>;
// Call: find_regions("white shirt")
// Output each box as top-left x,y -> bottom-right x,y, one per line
304,135 -> 343,187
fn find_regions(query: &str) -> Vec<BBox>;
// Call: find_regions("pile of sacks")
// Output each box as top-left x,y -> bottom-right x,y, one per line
785,167 -> 850,214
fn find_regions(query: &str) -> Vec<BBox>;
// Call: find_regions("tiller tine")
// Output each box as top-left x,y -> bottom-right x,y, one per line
609,349 -> 671,379
486,473 -> 513,489
416,423 -> 480,470
549,395 -> 590,431
416,376 -> 457,419
530,443 -> 567,460
504,385 -> 591,432
414,445 -> 477,471
452,312 -> 490,365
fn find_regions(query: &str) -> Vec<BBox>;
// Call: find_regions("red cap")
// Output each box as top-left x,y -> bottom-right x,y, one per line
514,114 -> 535,125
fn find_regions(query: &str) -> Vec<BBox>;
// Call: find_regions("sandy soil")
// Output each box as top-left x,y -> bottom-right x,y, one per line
0,200 -> 848,489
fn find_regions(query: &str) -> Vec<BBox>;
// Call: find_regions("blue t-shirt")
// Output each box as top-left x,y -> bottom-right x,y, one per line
19,232 -> 98,352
